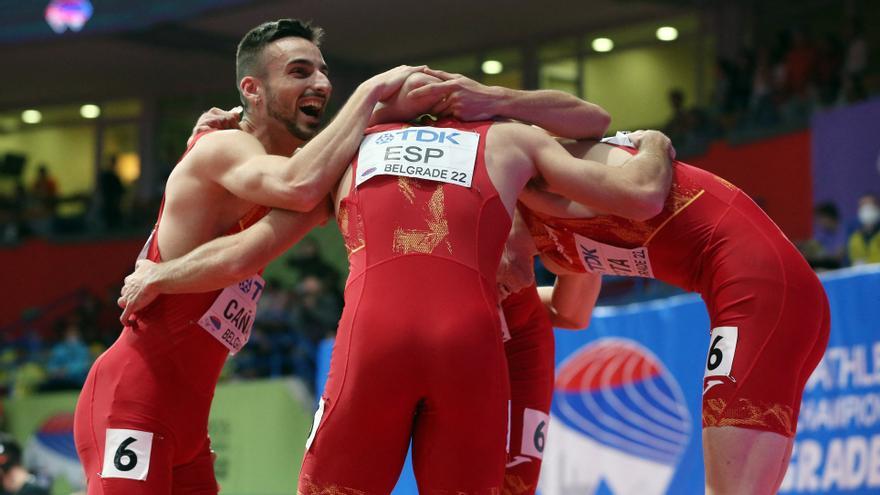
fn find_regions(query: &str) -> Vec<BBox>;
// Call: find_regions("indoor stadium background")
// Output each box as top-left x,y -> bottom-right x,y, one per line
1,0 -> 879,494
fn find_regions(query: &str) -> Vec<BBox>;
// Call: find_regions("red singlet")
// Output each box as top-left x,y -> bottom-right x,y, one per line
74,132 -> 270,495
519,151 -> 829,437
299,119 -> 511,494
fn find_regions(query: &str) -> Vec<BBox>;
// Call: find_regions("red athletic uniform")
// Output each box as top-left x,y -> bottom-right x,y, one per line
519,149 -> 830,438
300,119 -> 511,494
74,132 -> 270,495
500,284 -> 554,495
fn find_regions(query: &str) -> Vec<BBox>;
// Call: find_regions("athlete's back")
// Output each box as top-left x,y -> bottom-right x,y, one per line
302,119 -> 513,493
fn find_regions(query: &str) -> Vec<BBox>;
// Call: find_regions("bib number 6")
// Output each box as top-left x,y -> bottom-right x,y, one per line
114,437 -> 138,471
533,421 -> 546,453
704,326 -> 738,379
521,408 -> 550,460
101,429 -> 153,480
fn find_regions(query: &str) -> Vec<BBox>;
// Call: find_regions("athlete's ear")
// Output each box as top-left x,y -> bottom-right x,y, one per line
239,76 -> 262,108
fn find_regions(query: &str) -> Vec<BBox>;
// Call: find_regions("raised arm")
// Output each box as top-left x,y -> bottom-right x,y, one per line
518,125 -> 674,221
188,65 -> 426,212
118,205 -> 328,323
408,68 -> 610,139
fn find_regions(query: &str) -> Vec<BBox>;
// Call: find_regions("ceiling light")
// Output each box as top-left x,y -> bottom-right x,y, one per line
21,110 -> 42,124
656,26 -> 679,41
80,104 -> 101,119
591,38 -> 614,53
482,60 -> 503,75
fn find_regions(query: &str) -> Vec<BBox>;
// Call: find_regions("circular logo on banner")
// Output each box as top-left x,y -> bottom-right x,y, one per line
552,338 -> 691,464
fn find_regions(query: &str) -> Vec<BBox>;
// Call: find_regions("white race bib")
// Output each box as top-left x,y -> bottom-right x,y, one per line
101,429 -> 153,480
600,131 -> 636,148
355,126 -> 479,188
704,326 -> 738,380
521,408 -> 550,459
571,232 -> 654,278
197,274 -> 265,354
499,306 -> 511,342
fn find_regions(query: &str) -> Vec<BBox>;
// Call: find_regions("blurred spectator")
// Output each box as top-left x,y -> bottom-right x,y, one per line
293,275 -> 342,343
40,321 -> 91,391
803,202 -> 847,269
97,155 -> 125,231
0,433 -> 51,495
286,238 -> 342,292
3,183 -> 30,242
814,34 -> 843,106
842,19 -> 867,81
749,47 -> 780,125
848,193 -> 880,265
29,165 -> 58,219
785,28 -> 816,97
664,88 -> 688,140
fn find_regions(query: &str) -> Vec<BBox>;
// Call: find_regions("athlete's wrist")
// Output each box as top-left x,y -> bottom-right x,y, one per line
492,86 -> 522,119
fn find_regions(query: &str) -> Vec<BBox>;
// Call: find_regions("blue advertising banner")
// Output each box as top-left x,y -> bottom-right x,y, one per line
315,266 -> 880,494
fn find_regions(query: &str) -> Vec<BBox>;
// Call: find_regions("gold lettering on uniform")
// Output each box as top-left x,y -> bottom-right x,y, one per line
702,398 -> 794,437
298,474 -> 367,495
393,184 -> 452,255
714,175 -> 738,191
398,177 -> 416,204
337,202 -> 365,255
503,474 -> 533,495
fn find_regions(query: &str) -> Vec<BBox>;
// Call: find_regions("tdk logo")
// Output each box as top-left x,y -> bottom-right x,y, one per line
375,133 -> 394,145
396,128 -> 461,145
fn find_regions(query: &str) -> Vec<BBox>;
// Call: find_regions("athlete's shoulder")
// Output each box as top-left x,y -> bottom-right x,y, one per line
181,129 -> 266,172
488,120 -> 551,149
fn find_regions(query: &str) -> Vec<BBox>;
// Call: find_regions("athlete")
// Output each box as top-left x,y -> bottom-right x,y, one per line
73,18 -> 428,495
501,133 -> 830,495
142,69 -> 617,495
117,72 -> 675,493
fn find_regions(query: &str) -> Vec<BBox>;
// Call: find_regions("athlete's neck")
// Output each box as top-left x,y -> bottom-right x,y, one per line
239,116 -> 305,156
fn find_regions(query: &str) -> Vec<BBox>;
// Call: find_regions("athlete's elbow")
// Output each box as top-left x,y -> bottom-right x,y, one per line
553,313 -> 592,330
225,247 -> 266,281
627,188 -> 666,221
225,258 -> 258,284
281,183 -> 325,212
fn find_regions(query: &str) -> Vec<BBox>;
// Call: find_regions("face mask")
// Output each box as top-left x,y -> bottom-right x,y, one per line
859,203 -> 880,228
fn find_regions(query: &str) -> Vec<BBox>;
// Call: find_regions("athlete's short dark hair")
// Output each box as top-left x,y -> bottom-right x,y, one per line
235,19 -> 324,107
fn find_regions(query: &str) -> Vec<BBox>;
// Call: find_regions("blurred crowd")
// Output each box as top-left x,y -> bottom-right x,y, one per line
801,193 -> 880,270
0,239 -> 343,399
0,155 -> 135,243
665,22 -> 871,157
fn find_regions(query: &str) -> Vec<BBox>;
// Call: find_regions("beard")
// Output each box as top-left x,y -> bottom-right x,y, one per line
266,87 -> 322,141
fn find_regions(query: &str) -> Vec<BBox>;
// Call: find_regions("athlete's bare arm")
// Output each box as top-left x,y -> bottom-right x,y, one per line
537,258 -> 602,330
497,211 -> 601,329
534,128 -> 673,221
486,124 -> 673,220
408,68 -> 611,139
184,65 -> 427,213
118,204 -> 329,323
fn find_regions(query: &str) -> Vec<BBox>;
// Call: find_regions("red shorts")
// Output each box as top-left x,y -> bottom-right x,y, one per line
501,285 -> 554,495
74,347 -> 219,495
299,257 -> 509,494
699,193 -> 831,437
